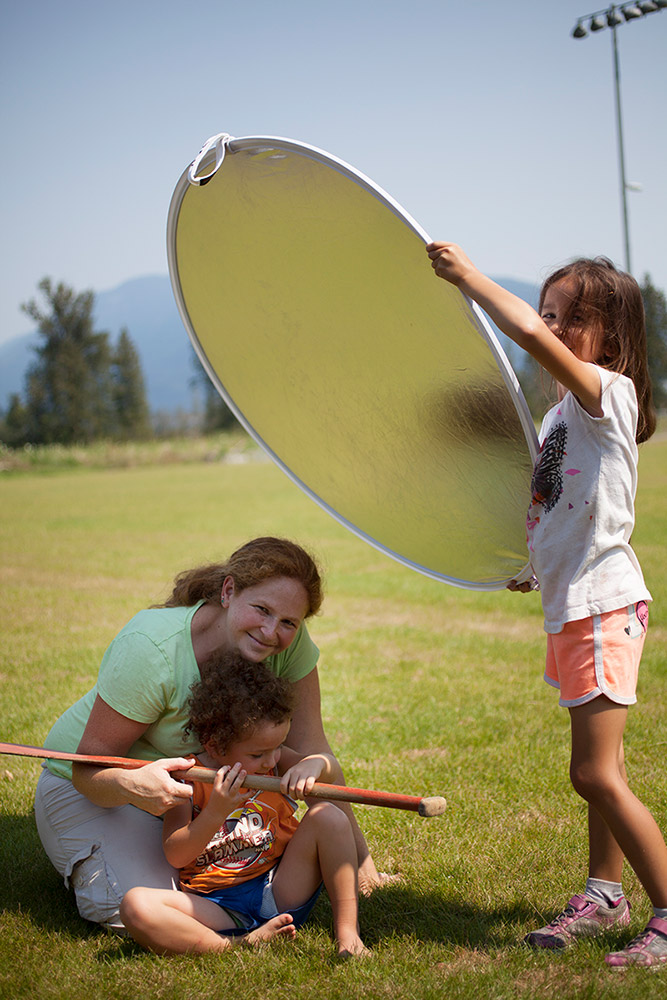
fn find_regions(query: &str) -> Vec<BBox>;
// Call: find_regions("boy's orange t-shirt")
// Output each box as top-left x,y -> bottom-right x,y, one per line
178,762 -> 299,894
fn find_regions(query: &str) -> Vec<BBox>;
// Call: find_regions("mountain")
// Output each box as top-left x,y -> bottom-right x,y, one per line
0,274 -> 539,415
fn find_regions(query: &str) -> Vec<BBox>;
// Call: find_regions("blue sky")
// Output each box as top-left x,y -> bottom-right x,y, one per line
1,0 -> 665,345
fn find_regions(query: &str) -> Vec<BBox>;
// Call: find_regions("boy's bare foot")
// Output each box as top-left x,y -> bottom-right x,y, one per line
243,913 -> 296,947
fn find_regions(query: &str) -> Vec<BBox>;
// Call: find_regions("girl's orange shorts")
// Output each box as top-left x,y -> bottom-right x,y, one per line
544,602 -> 648,708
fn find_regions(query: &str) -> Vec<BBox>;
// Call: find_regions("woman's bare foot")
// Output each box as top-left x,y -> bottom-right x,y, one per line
358,869 -> 403,897
243,913 -> 296,947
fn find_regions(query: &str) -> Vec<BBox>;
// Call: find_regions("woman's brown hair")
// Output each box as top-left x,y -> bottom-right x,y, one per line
161,536 -> 323,616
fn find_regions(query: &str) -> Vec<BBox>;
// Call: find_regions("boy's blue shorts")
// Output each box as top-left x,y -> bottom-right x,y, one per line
191,867 -> 322,935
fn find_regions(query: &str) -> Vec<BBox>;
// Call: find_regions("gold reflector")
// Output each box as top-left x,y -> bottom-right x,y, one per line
167,135 -> 538,589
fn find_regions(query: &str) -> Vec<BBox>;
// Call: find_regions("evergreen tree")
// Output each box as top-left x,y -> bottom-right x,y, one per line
0,394 -> 29,447
641,275 -> 667,411
21,279 -> 115,444
111,328 -> 151,440
190,347 -> 239,432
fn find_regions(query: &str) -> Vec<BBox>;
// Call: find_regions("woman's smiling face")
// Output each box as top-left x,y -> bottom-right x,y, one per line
220,575 -> 309,662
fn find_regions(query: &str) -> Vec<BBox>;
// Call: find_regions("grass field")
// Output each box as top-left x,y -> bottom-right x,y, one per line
1,433 -> 665,999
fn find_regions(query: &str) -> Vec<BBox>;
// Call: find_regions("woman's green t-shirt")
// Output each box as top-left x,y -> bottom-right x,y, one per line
43,601 -> 319,780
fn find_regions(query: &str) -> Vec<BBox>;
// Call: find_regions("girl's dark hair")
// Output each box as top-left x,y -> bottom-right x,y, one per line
539,257 -> 656,443
185,651 -> 295,756
161,536 -> 323,616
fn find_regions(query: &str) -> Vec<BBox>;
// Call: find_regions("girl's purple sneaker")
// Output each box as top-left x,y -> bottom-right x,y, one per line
525,894 -> 630,950
605,917 -> 667,969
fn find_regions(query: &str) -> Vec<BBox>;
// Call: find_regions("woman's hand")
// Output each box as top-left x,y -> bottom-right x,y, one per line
506,576 -> 540,594
117,758 -> 195,815
72,695 -> 194,813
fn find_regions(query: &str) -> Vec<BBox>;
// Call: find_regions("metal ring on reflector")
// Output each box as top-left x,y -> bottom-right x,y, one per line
167,134 -> 539,590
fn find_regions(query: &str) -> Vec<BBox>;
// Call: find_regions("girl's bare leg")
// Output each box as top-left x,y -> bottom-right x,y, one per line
586,736 -> 626,882
588,802 -> 625,883
570,697 -> 667,906
271,802 -> 369,957
120,887 -> 295,955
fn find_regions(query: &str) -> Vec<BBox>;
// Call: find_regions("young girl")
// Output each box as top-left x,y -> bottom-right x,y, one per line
120,654 -> 368,958
427,241 -> 666,970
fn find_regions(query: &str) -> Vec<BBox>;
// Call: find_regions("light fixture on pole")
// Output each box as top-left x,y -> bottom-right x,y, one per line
571,2 -> 664,273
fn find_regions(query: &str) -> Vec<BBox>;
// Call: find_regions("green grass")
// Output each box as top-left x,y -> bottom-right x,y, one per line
0,429 -> 257,474
1,434 -> 666,999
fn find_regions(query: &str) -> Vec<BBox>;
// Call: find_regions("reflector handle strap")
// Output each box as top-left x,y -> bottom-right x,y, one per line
187,133 -> 233,186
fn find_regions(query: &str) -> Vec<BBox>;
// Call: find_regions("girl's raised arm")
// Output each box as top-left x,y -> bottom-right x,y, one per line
426,242 -> 603,417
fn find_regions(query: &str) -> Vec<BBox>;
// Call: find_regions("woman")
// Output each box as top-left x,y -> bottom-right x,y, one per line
35,536 -> 384,931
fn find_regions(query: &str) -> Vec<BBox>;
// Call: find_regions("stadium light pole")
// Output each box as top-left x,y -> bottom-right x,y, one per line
571,2 -> 666,274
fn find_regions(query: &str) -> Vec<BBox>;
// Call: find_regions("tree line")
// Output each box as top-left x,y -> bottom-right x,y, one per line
0,277 -> 238,447
1,279 -> 150,447
1,273 -> 665,448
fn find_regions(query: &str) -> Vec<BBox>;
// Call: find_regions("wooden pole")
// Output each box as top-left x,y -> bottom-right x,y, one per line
0,741 -> 446,817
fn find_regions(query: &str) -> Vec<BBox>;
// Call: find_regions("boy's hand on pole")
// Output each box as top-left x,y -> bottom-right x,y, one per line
207,761 -> 248,820
280,755 -> 329,800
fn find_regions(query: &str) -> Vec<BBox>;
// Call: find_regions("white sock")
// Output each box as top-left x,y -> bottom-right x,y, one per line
585,878 -> 624,906
653,907 -> 667,919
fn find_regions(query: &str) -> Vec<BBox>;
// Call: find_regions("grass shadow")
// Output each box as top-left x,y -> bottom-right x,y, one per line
310,882 -> 536,951
0,810 -> 95,937
0,810 -> 647,981
2,812 -> 531,954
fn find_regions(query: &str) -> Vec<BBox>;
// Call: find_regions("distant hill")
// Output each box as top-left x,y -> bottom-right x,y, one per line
0,274 -> 539,415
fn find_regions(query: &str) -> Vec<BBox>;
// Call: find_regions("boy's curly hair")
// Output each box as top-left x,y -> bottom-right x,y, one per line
184,651 -> 295,756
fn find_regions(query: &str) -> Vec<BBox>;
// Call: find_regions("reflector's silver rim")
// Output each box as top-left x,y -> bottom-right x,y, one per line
167,134 -> 538,590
